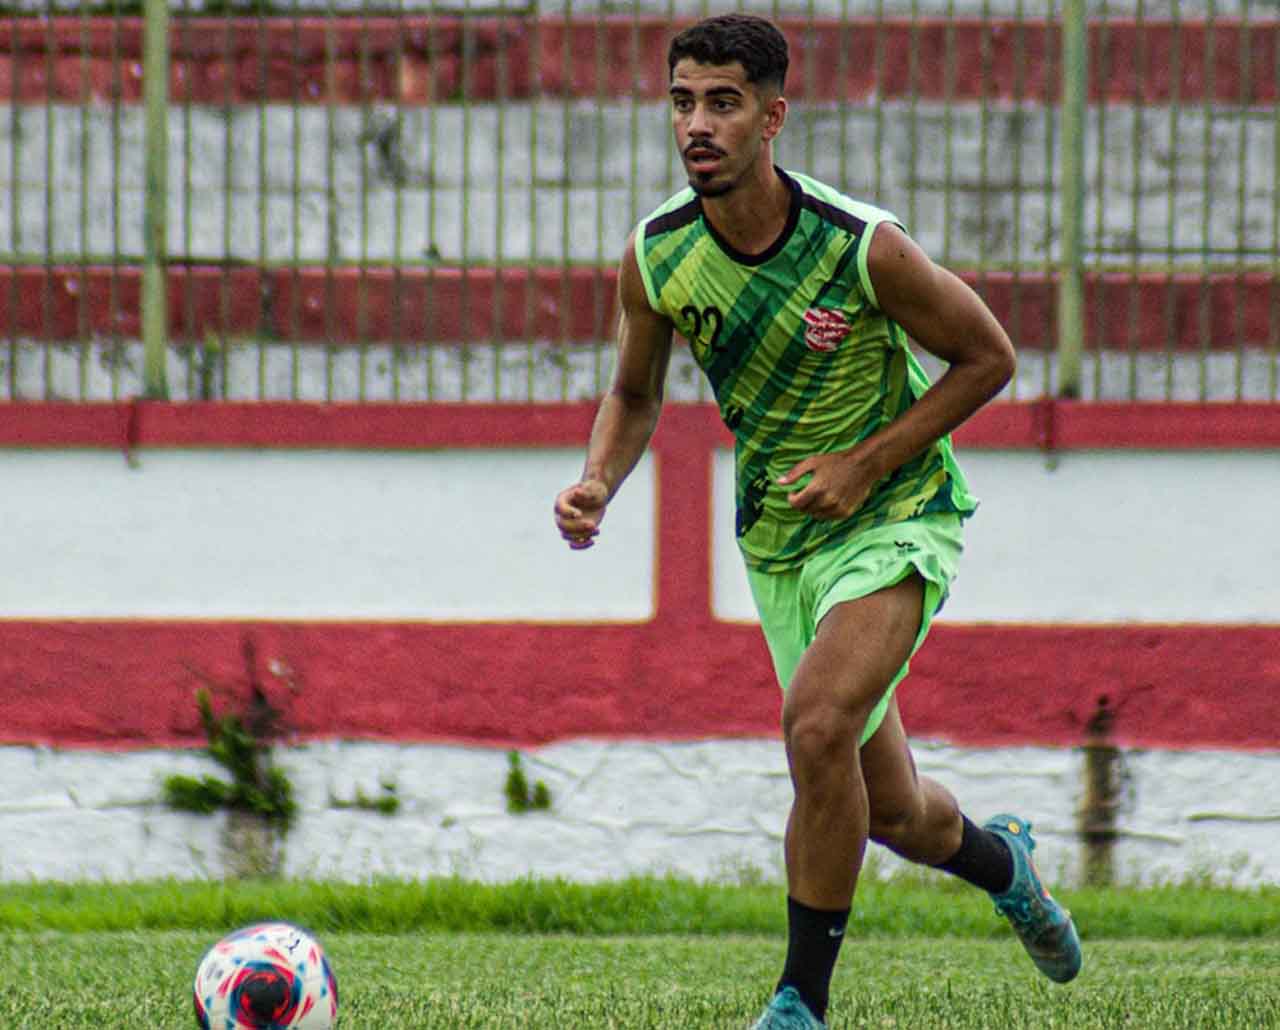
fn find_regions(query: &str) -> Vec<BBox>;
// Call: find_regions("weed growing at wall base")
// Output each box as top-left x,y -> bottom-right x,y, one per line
161,683 -> 296,829
329,780 -> 401,816
504,750 -> 552,814
162,639 -> 300,834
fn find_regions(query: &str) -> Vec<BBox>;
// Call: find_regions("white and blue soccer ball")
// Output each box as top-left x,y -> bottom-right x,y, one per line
193,921 -> 339,1030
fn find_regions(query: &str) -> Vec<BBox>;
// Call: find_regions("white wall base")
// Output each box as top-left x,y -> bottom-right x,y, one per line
2,740 -> 1277,886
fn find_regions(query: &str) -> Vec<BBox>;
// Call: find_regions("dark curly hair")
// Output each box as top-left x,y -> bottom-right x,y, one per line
667,14 -> 789,93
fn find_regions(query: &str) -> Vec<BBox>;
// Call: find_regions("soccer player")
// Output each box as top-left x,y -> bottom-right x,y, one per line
553,13 -> 1081,1028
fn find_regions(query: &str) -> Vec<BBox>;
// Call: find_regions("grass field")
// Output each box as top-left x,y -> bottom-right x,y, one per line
2,877 -> 1278,1028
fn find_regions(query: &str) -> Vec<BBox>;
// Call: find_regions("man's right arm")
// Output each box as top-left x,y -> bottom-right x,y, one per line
554,232 -> 674,550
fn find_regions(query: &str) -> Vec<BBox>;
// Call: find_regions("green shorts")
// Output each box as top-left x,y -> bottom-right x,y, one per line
745,511 -> 965,745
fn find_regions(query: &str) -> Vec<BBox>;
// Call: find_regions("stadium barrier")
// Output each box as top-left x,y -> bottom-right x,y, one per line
0,4 -> 1277,402
0,2 -> 1277,883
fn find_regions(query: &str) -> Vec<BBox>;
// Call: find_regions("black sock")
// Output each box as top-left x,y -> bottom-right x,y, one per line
776,895 -> 850,1022
933,815 -> 1015,894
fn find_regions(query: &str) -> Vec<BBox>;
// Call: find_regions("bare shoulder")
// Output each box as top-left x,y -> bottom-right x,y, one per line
865,221 -> 944,302
865,218 -> 983,321
610,230 -> 674,396
617,230 -> 672,329
618,230 -> 649,306
864,219 -> 1014,366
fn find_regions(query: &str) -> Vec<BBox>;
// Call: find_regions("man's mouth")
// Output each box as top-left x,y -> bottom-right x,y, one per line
684,145 -> 724,171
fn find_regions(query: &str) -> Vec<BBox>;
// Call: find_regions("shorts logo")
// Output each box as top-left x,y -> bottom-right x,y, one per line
802,307 -> 853,353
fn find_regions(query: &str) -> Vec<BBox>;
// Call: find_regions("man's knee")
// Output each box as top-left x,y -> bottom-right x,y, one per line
782,700 -> 863,785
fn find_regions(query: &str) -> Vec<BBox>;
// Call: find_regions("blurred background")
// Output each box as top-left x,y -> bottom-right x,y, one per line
3,0 -> 1278,404
0,0 -> 1276,889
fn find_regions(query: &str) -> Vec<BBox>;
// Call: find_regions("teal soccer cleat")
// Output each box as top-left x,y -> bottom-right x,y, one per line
749,987 -> 827,1029
985,813 -> 1083,983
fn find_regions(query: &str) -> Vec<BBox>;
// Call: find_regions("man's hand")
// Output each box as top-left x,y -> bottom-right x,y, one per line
554,479 -> 610,549
777,449 -> 880,522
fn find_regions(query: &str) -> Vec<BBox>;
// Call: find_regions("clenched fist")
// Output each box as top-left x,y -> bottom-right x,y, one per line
554,478 -> 610,549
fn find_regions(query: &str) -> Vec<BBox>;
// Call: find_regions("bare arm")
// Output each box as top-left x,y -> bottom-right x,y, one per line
780,221 -> 1015,519
554,234 -> 674,549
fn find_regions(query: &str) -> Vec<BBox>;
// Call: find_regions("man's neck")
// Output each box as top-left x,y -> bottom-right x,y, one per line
700,164 -> 792,257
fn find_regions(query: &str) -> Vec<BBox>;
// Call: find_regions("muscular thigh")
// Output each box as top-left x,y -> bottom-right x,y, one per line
781,573 -> 924,734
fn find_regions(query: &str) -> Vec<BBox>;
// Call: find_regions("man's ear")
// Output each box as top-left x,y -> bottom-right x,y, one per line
761,94 -> 788,141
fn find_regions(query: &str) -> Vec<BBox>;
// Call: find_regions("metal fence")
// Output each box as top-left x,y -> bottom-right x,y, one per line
1,0 -> 1278,403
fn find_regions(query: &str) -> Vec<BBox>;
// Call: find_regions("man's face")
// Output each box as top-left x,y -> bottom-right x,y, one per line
669,58 -> 782,198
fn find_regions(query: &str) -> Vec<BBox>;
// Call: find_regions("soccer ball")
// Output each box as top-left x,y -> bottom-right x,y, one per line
193,921 -> 339,1029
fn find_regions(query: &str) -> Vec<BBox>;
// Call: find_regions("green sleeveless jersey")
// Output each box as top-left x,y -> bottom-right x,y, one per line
634,168 -> 977,572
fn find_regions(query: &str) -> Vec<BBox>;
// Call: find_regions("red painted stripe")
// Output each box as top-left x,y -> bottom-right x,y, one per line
904,624 -> 1280,750
5,266 -> 1278,352
0,400 -> 600,449
949,400 -> 1280,450
0,620 -> 1275,751
2,17 -> 1275,104
0,402 -> 1274,751
0,266 -> 615,344
1,400 -> 1278,451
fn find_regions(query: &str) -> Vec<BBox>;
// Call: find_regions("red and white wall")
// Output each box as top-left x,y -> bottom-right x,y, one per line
7,13 -> 1280,406
1,0 -> 1278,884
0,400 -> 1277,885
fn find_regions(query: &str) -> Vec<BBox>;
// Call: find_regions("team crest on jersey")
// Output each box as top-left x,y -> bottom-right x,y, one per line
802,307 -> 853,353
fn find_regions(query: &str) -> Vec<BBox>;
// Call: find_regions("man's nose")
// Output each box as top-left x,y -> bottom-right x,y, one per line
687,103 -> 712,137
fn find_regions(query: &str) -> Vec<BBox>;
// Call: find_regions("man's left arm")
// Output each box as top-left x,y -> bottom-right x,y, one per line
780,221 -> 1015,520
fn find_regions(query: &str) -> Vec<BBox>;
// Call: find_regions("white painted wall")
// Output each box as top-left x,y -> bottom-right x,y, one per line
9,339 -> 1271,406
1,446 -> 1276,622
0,445 -> 1276,882
714,448 -> 1280,623
5,104 -> 1264,269
2,740 -> 1276,886
0,449 -> 654,620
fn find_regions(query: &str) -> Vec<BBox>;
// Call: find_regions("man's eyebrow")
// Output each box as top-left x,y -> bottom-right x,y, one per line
668,84 -> 746,97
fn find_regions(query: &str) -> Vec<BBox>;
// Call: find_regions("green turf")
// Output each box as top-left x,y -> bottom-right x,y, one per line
2,874 -> 1278,938
3,878 -> 1278,1027
1,930 -> 1277,1029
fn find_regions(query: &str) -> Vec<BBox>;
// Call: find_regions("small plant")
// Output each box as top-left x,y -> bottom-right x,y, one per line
163,638 -> 298,832
330,781 -> 401,816
504,750 -> 552,814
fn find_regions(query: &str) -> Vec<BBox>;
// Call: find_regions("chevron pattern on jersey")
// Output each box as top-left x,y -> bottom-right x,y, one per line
637,169 -> 977,570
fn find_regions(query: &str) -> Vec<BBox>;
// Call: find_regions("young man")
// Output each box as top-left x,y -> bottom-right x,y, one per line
553,13 -> 1081,1028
